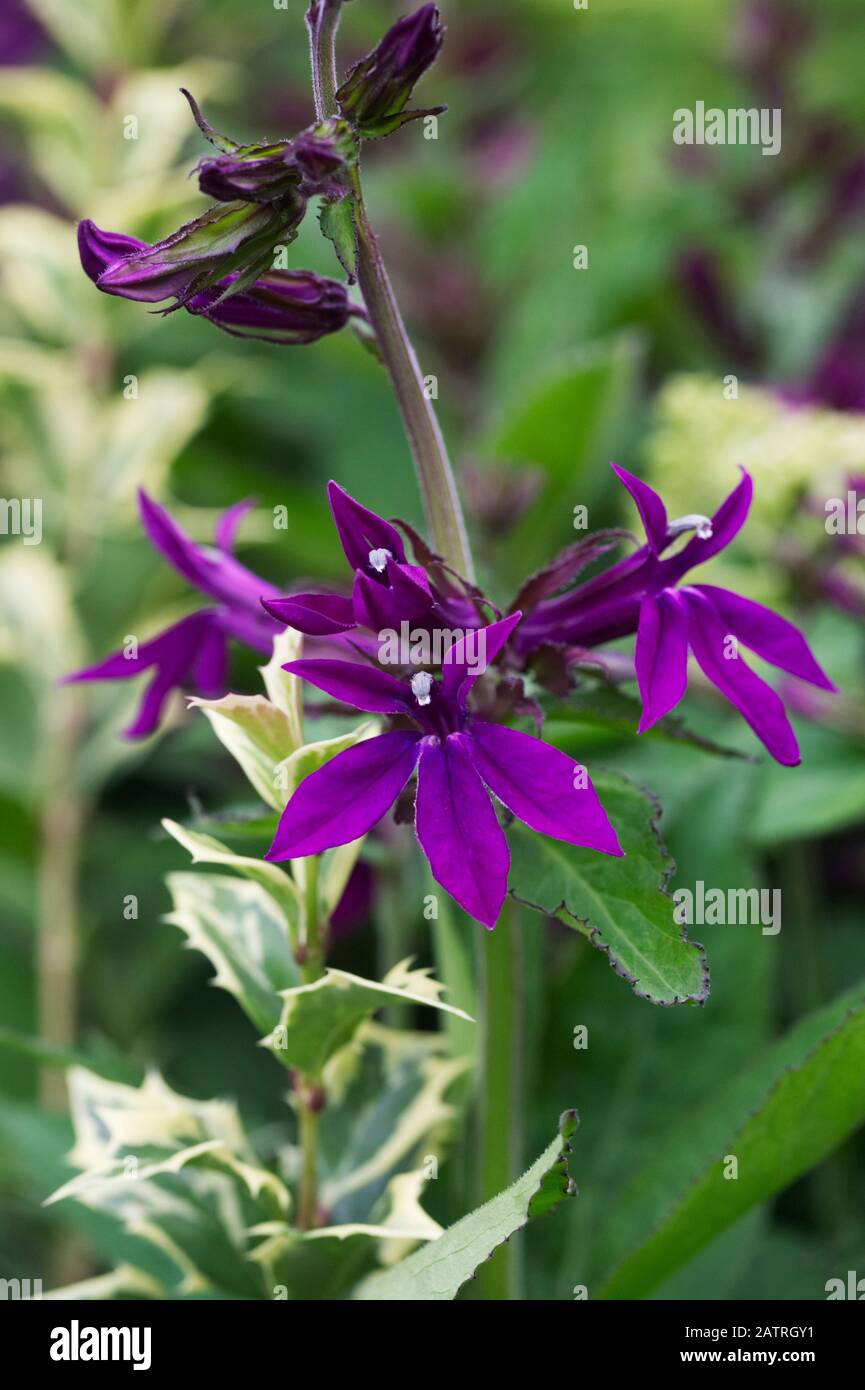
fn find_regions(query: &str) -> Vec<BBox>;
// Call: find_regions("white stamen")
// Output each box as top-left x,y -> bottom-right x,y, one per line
411,671 -> 433,706
368,547 -> 392,573
668,513 -> 714,541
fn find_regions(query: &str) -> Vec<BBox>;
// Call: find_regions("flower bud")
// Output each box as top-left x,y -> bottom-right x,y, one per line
336,3 -> 446,138
188,269 -> 360,345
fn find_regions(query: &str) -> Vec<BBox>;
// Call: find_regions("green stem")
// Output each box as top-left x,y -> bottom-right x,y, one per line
307,0 -> 474,579
297,855 -> 325,1230
475,901 -> 524,1300
308,0 -> 342,123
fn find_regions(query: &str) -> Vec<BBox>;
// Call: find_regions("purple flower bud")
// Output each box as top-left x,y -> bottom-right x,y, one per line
336,3 -> 446,138
188,269 -> 361,344
80,195 -> 305,308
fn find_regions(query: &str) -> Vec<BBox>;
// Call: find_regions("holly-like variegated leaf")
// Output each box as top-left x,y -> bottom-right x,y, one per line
164,872 -> 300,1035
595,981 -> 865,1299
43,1264 -> 165,1301
261,960 -> 474,1077
190,692 -> 299,811
354,1110 -> 578,1300
259,627 -> 304,748
508,771 -> 709,1007
162,818 -> 300,938
46,1068 -> 288,1299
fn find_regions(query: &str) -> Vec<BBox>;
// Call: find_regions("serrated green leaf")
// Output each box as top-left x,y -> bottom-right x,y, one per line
595,980 -> 865,1298
508,770 -> 709,1006
164,872 -> 300,1035
354,1110 -> 578,1300
318,196 -> 358,281
162,818 -> 300,935
262,961 -> 474,1077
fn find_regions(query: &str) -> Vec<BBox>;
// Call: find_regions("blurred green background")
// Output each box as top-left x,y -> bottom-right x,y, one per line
1,0 -> 864,1299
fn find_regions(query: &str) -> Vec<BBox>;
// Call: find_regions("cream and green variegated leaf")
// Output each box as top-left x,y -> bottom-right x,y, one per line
162,818 -> 301,936
355,1111 -> 579,1300
275,719 -> 379,802
317,1023 -> 468,1224
261,960 -> 474,1077
43,1264 -> 165,1302
247,1167 -> 441,1301
46,1068 -> 292,1299
189,692 -> 300,811
259,626 -> 304,748
164,872 -> 300,1035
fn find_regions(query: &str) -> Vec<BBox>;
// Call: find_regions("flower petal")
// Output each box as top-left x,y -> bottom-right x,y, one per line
682,588 -> 800,765
442,610 -> 522,705
352,562 -> 433,631
215,498 -> 256,554
467,721 -> 623,855
281,657 -> 414,714
263,591 -> 356,636
266,729 -> 421,858
415,733 -> 509,929
692,585 -> 836,691
611,462 -> 668,553
327,481 -> 406,571
635,589 -> 690,731
672,468 -> 753,570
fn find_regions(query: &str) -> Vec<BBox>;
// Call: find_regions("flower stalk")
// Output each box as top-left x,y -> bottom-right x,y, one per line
297,854 -> 325,1229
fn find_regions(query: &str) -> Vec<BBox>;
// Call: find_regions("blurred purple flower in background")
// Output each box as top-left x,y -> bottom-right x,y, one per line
65,492 -> 281,738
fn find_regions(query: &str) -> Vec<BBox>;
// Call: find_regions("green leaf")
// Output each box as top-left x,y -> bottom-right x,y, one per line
555,685 -> 749,761
275,719 -> 379,802
164,872 -> 300,1035
354,1110 -> 578,1300
318,197 -> 358,281
259,626 -> 305,749
595,980 -> 865,1299
262,960 -> 474,1077
190,693 -> 300,811
508,770 -> 709,1006
162,818 -> 301,936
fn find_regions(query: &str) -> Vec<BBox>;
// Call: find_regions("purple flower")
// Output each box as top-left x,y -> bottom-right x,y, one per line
78,220 -> 358,344
265,612 -> 622,928
516,465 -> 834,766
64,492 -> 281,738
335,3 -> 447,139
263,481 -> 477,638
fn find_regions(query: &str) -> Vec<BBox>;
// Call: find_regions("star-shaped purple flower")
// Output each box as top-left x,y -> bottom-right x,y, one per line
64,491 -> 281,738
262,481 -> 478,639
265,611 -> 622,928
516,464 -> 835,765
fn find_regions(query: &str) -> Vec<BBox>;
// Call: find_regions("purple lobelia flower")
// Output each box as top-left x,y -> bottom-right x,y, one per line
78,220 -> 358,344
64,492 -> 281,738
515,465 -> 835,766
265,611 -> 622,928
334,3 -> 447,139
263,481 -> 479,638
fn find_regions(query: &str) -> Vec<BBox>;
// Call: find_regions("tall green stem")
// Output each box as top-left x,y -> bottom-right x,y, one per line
308,0 -> 474,579
297,855 -> 324,1230
475,902 -> 524,1300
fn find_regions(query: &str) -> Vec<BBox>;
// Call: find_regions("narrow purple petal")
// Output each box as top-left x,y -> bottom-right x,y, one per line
682,588 -> 800,765
467,721 -> 623,855
327,481 -> 406,571
442,610 -> 522,705
263,591 -> 356,636
611,462 -> 668,553
352,562 -> 433,631
635,589 -> 690,731
692,585 -> 836,691
215,498 -> 256,554
78,219 -> 147,284
266,730 -> 421,858
671,468 -> 753,571
415,734 -> 509,929
282,657 -> 414,714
